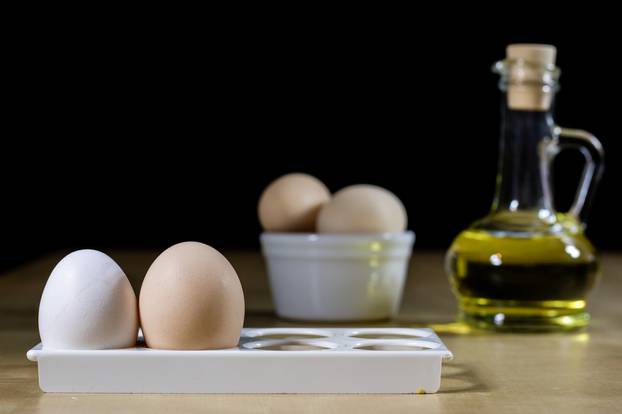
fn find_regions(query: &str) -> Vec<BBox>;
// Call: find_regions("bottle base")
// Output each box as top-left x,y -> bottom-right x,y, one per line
459,297 -> 590,332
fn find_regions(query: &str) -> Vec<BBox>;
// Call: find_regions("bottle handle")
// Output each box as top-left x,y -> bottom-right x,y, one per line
550,126 -> 604,223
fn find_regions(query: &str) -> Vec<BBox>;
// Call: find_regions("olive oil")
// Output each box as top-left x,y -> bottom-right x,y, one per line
446,45 -> 604,331
446,217 -> 599,331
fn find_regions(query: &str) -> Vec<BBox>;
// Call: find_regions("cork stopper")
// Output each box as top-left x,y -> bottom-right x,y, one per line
505,44 -> 558,111
507,44 -> 557,67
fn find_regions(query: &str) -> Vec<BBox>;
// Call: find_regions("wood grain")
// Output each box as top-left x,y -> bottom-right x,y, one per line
1,250 -> 621,413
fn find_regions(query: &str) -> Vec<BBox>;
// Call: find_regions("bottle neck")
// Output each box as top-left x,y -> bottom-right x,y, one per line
491,97 -> 556,216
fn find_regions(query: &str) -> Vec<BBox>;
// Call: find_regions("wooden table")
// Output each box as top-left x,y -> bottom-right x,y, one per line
1,250 -> 621,413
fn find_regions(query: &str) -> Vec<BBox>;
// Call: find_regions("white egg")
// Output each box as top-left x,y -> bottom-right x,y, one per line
38,249 -> 138,350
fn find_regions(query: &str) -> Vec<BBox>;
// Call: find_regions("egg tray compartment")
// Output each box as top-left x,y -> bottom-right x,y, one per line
27,327 -> 453,394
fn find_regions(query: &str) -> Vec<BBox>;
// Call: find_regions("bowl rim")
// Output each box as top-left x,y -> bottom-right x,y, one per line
260,230 -> 415,244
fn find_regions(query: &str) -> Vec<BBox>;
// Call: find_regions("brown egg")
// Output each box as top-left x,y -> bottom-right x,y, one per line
317,184 -> 407,233
258,173 -> 331,232
139,242 -> 244,350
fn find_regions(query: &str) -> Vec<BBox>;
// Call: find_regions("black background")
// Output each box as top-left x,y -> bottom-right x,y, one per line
3,13 -> 621,270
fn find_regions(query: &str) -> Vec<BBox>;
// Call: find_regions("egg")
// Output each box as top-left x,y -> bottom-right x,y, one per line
258,173 -> 331,232
139,242 -> 244,350
317,184 -> 407,233
38,249 -> 138,350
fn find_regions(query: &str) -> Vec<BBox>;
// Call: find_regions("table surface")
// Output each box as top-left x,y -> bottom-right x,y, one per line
1,250 -> 621,413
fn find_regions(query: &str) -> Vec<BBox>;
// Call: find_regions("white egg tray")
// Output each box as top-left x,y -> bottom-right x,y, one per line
27,327 -> 452,394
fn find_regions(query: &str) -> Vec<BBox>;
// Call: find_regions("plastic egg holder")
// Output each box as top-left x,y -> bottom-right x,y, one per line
27,327 -> 452,393
260,231 -> 415,321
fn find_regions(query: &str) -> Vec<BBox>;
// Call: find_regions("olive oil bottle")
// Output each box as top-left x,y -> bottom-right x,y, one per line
446,45 -> 604,331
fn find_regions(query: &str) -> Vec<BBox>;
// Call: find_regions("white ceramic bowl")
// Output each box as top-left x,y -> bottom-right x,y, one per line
260,231 -> 415,321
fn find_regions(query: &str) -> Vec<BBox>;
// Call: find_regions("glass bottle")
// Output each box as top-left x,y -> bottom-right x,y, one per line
446,44 -> 604,331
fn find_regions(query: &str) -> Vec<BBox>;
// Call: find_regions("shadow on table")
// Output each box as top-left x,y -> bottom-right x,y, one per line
440,363 -> 490,394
